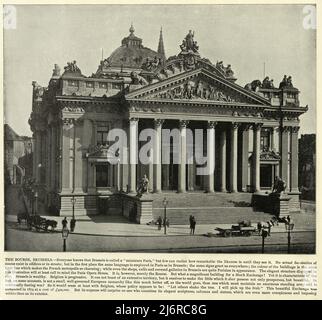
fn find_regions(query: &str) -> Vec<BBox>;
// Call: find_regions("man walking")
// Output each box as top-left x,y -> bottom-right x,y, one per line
190,216 -> 196,235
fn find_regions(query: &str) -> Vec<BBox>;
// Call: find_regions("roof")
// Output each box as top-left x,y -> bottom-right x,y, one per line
4,124 -> 23,141
107,45 -> 162,69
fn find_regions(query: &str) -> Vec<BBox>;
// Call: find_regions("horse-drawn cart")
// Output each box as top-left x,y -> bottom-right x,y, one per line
17,213 -> 57,232
215,224 -> 257,237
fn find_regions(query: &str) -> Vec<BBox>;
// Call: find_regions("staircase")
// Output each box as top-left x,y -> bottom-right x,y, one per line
152,192 -> 273,224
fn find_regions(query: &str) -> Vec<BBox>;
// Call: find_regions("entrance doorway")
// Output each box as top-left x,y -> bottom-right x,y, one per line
260,164 -> 274,189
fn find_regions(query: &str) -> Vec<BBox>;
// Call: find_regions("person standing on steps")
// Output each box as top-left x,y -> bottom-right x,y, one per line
190,216 -> 196,235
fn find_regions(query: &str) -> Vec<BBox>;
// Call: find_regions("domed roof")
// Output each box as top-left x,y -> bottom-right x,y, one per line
104,25 -> 164,69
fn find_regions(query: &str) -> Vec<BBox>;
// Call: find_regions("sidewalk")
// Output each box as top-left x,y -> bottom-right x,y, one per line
6,212 -> 315,237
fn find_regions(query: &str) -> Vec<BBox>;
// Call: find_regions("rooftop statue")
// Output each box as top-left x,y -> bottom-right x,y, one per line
216,61 -> 234,77
262,76 -> 275,89
52,64 -> 61,77
64,60 -> 81,73
180,30 -> 199,54
279,75 -> 294,89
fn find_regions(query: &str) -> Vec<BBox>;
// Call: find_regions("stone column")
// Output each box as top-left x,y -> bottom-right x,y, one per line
290,126 -> 299,192
280,126 -> 289,189
241,124 -> 250,192
82,119 -> 92,192
35,131 -> 42,183
129,118 -> 138,193
50,125 -> 56,191
252,123 -> 262,193
61,118 -> 73,193
220,129 -> 227,192
153,119 -> 164,193
230,122 -> 239,192
74,119 -> 84,193
178,120 -> 189,193
271,126 -> 279,152
206,121 -> 216,193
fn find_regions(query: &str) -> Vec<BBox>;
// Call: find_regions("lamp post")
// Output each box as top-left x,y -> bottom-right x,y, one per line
261,229 -> 268,253
71,196 -> 76,219
62,227 -> 69,252
34,191 -> 38,215
163,197 -> 168,235
31,190 -> 34,215
285,222 -> 295,254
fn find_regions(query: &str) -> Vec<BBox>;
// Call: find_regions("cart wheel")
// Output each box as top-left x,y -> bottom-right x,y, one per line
224,230 -> 231,237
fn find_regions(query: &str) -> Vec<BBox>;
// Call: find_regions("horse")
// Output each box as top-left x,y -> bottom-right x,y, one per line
44,219 -> 58,232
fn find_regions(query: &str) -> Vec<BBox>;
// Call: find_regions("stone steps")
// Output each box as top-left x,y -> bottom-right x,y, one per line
152,207 -> 273,225
150,192 -> 271,225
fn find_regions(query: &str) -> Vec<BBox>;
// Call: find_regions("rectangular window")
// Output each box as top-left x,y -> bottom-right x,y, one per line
96,121 -> 110,145
68,80 -> 78,87
99,82 -> 107,89
96,164 -> 111,187
260,129 -> 271,151
112,83 -> 121,90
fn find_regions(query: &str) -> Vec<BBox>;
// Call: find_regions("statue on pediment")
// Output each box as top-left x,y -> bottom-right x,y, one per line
64,60 -> 81,73
195,81 -> 203,98
183,81 -> 195,99
180,30 -> 199,54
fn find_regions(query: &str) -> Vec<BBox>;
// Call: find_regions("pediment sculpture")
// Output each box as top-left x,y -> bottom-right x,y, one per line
147,78 -> 240,102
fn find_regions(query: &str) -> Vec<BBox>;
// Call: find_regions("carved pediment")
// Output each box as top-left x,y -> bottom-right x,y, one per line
126,69 -> 270,106
260,150 -> 281,161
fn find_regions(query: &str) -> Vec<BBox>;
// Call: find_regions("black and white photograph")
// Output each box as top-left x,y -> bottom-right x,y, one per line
3,3 -> 316,254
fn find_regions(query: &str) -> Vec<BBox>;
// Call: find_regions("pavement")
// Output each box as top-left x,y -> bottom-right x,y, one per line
5,211 -> 315,237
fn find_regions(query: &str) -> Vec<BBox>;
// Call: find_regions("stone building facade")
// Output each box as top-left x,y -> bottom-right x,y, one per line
29,26 -> 307,220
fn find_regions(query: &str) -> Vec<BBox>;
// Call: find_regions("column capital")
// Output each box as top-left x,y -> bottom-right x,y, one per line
253,122 -> 263,131
154,118 -> 164,128
291,126 -> 300,134
207,121 -> 217,129
129,117 -> 139,123
179,120 -> 189,128
62,118 -> 75,127
241,123 -> 252,131
281,125 -> 291,133
231,122 -> 240,130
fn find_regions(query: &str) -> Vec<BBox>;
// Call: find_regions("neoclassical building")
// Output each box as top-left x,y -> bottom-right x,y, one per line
29,26 -> 307,221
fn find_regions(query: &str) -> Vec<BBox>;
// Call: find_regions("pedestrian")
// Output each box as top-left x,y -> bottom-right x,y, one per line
286,215 -> 291,224
266,221 -> 271,236
70,218 -> 76,232
257,221 -> 262,235
157,216 -> 162,230
190,216 -> 196,235
62,217 -> 68,229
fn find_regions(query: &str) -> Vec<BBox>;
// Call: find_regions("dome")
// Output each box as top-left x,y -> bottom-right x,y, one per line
99,25 -> 164,71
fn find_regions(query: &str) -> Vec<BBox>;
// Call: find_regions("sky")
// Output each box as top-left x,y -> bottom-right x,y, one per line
3,4 -> 316,136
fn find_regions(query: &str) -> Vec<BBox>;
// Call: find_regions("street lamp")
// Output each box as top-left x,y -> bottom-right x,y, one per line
34,191 -> 38,215
71,196 -> 76,219
31,189 -> 34,215
163,197 -> 168,235
261,229 -> 268,253
285,222 -> 295,254
62,227 -> 69,252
